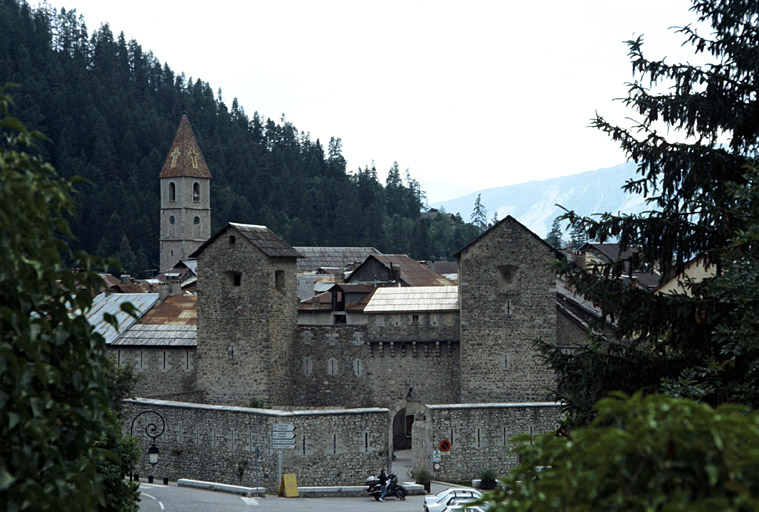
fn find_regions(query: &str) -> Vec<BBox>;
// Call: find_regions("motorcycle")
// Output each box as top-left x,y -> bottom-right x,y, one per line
366,473 -> 407,500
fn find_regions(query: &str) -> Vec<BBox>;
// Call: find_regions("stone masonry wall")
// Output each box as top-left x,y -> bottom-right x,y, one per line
367,311 -> 459,342
107,347 -> 199,401
124,398 -> 389,489
411,402 -> 562,483
458,218 -> 558,402
196,228 -> 298,407
292,324 -> 460,409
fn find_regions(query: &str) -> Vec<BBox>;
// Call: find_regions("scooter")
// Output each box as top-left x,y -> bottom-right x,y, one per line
366,473 -> 407,500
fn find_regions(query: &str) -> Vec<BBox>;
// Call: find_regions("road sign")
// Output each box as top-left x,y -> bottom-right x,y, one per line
439,439 -> 451,452
272,442 -> 296,450
272,431 -> 296,440
433,450 -> 442,463
273,423 -> 295,432
433,462 -> 441,472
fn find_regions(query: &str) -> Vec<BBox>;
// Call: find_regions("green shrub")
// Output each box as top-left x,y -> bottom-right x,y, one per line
414,469 -> 432,484
480,393 -> 759,511
479,469 -> 497,490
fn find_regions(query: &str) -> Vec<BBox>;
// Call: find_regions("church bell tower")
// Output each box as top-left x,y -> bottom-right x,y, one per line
159,114 -> 212,271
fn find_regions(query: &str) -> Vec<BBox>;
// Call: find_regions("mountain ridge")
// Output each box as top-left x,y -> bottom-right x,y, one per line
432,162 -> 646,238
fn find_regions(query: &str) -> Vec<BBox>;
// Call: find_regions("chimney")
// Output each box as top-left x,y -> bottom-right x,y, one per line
120,274 -> 131,284
159,273 -> 182,300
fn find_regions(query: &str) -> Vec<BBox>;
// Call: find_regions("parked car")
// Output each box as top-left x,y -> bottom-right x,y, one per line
423,488 -> 482,512
444,504 -> 488,512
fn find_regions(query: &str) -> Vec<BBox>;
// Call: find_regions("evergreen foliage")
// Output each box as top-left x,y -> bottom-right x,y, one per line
543,0 -> 759,425
544,217 -> 564,249
480,393 -> 759,511
0,86 -> 138,511
470,193 -> 488,232
0,0 -> 479,274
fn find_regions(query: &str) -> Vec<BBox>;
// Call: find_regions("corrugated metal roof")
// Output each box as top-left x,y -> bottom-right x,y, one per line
294,247 -> 381,272
139,294 -> 197,325
111,324 -> 197,347
86,293 -> 159,344
364,286 -> 459,313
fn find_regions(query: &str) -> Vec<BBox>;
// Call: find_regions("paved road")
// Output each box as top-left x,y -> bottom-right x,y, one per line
137,450 -> 466,511
138,482 -> 428,511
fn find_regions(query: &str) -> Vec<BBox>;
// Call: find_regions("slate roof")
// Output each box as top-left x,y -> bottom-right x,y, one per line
453,215 -> 562,259
190,223 -> 301,259
159,114 -> 212,179
579,243 -> 638,263
363,286 -> 459,313
351,254 -> 453,287
293,247 -> 381,272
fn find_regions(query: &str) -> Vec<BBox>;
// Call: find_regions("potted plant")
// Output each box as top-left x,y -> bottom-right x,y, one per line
479,469 -> 497,490
414,469 -> 432,493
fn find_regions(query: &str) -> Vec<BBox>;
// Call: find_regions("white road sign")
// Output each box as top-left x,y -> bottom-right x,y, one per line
272,423 -> 295,432
272,431 -> 296,440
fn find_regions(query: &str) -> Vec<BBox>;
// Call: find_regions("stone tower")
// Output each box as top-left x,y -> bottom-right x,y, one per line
192,223 -> 300,406
159,114 -> 211,272
455,216 -> 559,402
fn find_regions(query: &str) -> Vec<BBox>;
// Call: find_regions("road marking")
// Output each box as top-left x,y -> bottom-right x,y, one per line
159,502 -> 165,510
142,493 -> 156,500
240,497 -> 259,506
140,483 -> 160,488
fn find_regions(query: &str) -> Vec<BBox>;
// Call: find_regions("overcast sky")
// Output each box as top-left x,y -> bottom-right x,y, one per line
36,0 -> 701,202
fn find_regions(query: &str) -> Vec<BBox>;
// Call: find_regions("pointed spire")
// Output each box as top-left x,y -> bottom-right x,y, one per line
159,114 -> 212,179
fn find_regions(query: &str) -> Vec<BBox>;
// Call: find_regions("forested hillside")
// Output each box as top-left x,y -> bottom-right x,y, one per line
0,0 -> 479,276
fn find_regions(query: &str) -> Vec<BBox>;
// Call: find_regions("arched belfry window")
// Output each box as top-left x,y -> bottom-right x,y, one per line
193,182 -> 200,202
169,182 -> 176,201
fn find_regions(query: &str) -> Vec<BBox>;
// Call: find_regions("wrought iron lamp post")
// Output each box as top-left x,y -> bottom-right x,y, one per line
129,410 -> 166,480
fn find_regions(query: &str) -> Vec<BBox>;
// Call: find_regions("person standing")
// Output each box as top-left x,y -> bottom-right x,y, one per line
378,469 -> 388,501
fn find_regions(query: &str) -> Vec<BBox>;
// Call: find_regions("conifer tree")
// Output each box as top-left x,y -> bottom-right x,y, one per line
470,193 -> 487,232
545,217 -> 564,249
542,0 -> 759,425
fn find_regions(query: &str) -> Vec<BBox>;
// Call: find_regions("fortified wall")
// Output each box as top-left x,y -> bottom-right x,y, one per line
109,347 -> 199,401
125,398 -> 389,489
291,324 -> 460,409
411,402 -> 562,482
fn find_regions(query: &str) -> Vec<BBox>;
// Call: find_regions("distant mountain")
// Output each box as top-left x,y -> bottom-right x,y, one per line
432,163 -> 648,238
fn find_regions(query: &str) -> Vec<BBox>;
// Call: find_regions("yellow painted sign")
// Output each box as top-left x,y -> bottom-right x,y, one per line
279,473 -> 299,497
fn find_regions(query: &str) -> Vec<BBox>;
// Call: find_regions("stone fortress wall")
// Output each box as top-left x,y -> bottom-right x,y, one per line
291,324 -> 460,409
412,402 -> 562,483
108,347 -> 199,401
125,398 -> 389,490
458,219 -> 559,403
195,228 -> 298,407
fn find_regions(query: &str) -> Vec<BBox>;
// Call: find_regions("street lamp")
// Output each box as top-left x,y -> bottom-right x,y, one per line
130,410 -> 166,478
148,441 -> 160,465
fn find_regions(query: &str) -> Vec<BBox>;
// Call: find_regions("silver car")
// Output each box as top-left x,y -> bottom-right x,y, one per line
423,488 -> 483,512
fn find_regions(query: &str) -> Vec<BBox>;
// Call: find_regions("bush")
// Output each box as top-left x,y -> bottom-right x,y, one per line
414,469 -> 432,484
479,469 -> 497,490
479,393 -> 759,511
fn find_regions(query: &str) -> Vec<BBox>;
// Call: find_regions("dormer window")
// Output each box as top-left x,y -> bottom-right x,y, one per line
193,182 -> 200,202
169,182 -> 176,201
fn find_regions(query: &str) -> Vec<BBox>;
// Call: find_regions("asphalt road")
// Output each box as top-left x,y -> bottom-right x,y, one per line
138,482 -> 429,511
137,450 -> 463,511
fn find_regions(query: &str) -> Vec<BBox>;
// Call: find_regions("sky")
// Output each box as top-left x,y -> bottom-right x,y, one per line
36,0 -> 702,203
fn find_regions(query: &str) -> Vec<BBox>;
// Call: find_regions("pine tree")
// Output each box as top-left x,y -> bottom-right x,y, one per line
470,194 -> 487,232
543,0 -> 759,425
545,217 -> 564,249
